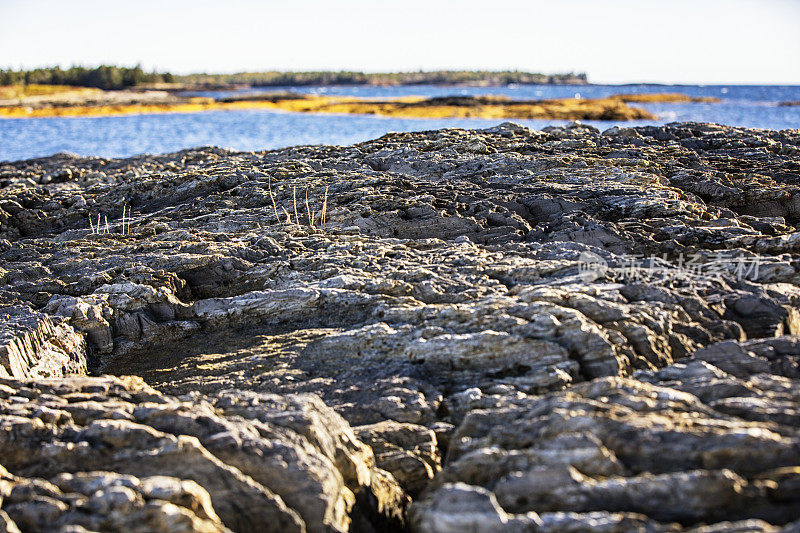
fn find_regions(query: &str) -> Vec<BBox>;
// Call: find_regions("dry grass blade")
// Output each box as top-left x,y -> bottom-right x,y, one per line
268,176 -> 279,222
305,187 -> 314,228
292,187 -> 300,225
321,186 -> 329,228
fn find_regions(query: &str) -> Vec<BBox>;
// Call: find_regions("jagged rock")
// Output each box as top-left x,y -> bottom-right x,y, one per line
0,376 -> 407,532
2,469 -> 228,533
355,421 -> 441,495
0,305 -> 86,379
409,482 -> 540,533
413,368 -> 800,530
2,122 -> 800,531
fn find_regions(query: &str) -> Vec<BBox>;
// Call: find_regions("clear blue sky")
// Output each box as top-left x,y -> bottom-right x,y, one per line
1,0 -> 798,84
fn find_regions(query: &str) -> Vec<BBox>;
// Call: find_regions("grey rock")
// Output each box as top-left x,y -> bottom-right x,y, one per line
2,122 -> 800,531
0,306 -> 86,379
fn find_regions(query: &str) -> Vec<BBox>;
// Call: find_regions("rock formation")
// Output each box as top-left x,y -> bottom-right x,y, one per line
612,93 -> 721,104
1,121 -> 799,531
0,91 -> 657,121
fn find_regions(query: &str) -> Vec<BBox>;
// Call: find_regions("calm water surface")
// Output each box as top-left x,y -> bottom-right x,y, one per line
1,84 -> 798,162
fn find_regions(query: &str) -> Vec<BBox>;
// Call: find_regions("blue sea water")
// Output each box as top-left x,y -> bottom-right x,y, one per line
1,84 -> 798,162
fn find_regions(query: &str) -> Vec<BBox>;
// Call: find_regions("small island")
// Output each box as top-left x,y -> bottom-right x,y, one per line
0,68 -> 725,122
0,88 -> 660,121
3,84 -> 729,121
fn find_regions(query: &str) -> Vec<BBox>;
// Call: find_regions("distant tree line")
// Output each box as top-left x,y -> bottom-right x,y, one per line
0,65 -> 175,90
176,70 -> 588,87
0,66 -> 587,89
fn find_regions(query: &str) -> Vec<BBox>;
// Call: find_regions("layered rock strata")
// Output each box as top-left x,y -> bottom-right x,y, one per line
1,121 -> 799,531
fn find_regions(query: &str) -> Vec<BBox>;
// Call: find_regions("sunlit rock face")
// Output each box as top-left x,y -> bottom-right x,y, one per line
1,122 -> 799,532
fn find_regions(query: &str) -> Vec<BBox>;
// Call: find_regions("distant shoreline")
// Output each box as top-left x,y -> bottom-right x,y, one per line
0,86 -> 723,121
0,67 -> 588,91
172,70 -> 589,89
0,88 -> 696,121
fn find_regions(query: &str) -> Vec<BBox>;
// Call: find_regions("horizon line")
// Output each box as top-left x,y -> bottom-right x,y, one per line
1,64 -> 798,87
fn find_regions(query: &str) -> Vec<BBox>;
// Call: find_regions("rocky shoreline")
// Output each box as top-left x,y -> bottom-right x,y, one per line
0,89 -> 666,121
1,122 -> 800,532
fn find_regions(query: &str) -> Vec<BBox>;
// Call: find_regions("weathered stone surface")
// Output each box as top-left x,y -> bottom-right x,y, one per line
1,467 -> 228,533
0,376 -> 406,532
0,305 -> 86,379
418,371 -> 800,528
355,421 -> 441,496
1,122 -> 800,531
